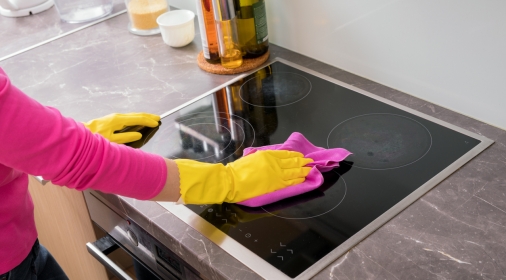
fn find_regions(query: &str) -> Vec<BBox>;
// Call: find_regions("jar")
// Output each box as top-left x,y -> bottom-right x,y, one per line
53,0 -> 113,23
125,0 -> 169,35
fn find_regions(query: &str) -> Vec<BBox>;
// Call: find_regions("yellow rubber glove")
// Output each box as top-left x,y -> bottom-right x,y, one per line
175,150 -> 313,204
83,113 -> 160,144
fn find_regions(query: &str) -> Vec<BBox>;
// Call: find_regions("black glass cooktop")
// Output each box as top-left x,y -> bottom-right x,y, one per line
130,60 -> 491,279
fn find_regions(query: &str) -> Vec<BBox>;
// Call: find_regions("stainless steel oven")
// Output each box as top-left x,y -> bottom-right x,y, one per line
84,190 -> 202,280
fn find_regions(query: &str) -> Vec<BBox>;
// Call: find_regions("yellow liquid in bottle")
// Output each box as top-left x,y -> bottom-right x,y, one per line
221,48 -> 243,68
217,19 -> 243,69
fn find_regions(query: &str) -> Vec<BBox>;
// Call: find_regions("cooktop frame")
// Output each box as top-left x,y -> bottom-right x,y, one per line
157,57 -> 493,280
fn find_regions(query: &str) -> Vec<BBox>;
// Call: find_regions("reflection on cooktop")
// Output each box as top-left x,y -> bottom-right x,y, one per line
158,112 -> 252,161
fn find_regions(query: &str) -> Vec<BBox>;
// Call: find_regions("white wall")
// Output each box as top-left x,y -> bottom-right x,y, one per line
170,0 -> 197,12
179,0 -> 506,130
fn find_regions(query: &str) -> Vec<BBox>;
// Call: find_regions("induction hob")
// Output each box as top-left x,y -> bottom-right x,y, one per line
130,58 -> 493,279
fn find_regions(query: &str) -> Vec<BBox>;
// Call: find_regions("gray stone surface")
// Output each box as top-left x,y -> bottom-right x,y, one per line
0,0 -> 125,60
1,11 -> 505,280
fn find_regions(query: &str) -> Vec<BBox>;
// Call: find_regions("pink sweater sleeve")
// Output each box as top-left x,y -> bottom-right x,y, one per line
0,68 -> 166,200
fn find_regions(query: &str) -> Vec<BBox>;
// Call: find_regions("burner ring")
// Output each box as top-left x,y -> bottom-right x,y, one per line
239,72 -> 312,108
327,113 -> 432,170
261,171 -> 347,220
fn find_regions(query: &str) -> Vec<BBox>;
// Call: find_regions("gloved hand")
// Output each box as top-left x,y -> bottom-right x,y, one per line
83,113 -> 160,144
175,150 -> 313,204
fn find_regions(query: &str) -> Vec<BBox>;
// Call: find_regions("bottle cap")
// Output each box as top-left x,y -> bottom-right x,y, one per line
212,0 -> 235,21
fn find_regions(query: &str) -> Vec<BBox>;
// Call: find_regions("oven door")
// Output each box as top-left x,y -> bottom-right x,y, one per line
84,190 -> 202,280
87,234 -> 165,280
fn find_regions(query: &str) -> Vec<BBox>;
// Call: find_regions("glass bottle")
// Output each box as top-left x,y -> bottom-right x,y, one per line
211,0 -> 243,69
196,0 -> 220,64
234,0 -> 269,58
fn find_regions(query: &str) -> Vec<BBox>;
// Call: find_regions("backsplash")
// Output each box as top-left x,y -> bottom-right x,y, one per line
177,0 -> 506,130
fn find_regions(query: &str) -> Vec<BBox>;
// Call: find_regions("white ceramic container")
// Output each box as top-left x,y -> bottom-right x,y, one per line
156,9 -> 195,47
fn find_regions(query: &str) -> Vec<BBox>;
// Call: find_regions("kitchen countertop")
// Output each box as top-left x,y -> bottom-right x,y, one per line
0,0 -> 126,61
1,9 -> 505,280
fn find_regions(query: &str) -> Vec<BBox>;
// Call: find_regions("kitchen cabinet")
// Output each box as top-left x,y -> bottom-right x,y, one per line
28,176 -> 108,280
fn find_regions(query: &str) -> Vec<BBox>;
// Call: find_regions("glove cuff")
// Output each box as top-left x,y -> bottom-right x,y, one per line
174,159 -> 233,204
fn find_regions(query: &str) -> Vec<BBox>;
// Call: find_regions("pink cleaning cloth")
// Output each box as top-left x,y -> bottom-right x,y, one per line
237,132 -> 351,207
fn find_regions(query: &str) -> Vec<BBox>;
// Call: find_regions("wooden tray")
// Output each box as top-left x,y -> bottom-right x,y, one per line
197,50 -> 270,75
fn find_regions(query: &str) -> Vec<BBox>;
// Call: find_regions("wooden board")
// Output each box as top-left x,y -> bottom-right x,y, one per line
28,176 -> 109,280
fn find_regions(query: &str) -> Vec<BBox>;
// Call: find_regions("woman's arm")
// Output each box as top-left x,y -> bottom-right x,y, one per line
0,68 -> 311,204
151,158 -> 181,201
0,68 -> 168,200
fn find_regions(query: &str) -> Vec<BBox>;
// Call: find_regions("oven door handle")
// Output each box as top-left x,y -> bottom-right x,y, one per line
86,242 -> 133,280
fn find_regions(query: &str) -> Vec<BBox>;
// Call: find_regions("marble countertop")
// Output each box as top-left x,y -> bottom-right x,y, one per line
1,9 -> 505,280
0,0 -> 126,61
